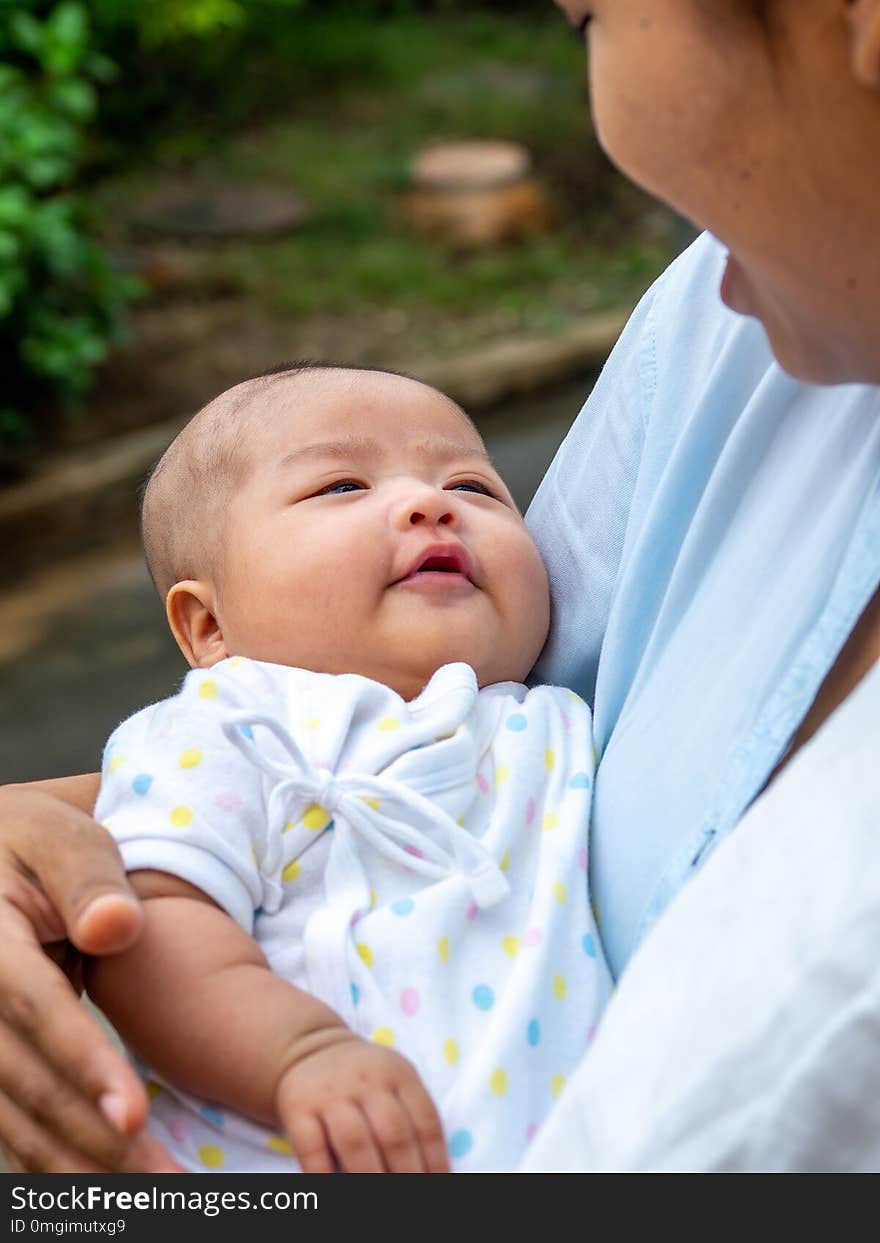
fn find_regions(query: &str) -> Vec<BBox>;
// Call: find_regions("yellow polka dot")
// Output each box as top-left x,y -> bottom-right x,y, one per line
592,899 -> 601,927
545,748 -> 556,772
178,748 -> 202,769
443,1038 -> 459,1066
108,756 -> 125,774
266,1135 -> 293,1155
198,1145 -> 225,1168
553,974 -> 568,1001
437,936 -> 450,964
552,881 -> 568,905
377,717 -> 401,732
145,1081 -> 162,1101
567,690 -> 584,704
551,1074 -> 567,1098
542,813 -> 559,832
436,731 -> 455,742
502,935 -> 520,958
361,796 -> 381,811
198,680 -> 218,700
282,859 -> 301,883
356,943 -> 374,968
101,820 -> 112,832
250,847 -> 257,863
302,804 -> 330,831
495,764 -> 510,785
305,717 -> 320,730
456,813 -> 465,827
170,806 -> 194,827
283,821 -> 294,833
228,657 -> 244,668
489,1069 -> 509,1097
369,888 -> 377,910
499,848 -> 510,872
372,1026 -> 395,1047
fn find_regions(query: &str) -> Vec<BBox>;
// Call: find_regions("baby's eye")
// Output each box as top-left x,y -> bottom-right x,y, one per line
314,479 -> 366,496
448,480 -> 497,498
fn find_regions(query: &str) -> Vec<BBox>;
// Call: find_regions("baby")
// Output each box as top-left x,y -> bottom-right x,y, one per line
88,362 -> 610,1173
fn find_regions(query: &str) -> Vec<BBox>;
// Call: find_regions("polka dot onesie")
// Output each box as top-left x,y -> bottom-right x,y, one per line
95,659 -> 610,1172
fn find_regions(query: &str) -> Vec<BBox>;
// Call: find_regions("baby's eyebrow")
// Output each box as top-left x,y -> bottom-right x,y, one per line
277,437 -> 493,469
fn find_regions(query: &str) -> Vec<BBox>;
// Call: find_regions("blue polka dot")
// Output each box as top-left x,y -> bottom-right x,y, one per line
350,982 -> 360,1007
200,1105 -> 225,1128
391,898 -> 415,917
569,772 -> 592,789
526,1019 -> 541,1047
582,933 -> 597,958
131,773 -> 153,796
472,984 -> 495,1011
239,724 -> 254,740
505,713 -> 528,732
449,1130 -> 473,1158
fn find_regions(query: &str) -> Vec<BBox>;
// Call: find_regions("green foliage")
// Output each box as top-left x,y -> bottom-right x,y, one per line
0,2 -> 136,453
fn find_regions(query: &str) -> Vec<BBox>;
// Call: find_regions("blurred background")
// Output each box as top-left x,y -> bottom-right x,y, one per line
0,0 -> 684,783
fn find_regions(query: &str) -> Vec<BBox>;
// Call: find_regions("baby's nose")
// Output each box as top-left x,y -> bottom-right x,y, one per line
396,482 -> 456,528
408,501 -> 454,526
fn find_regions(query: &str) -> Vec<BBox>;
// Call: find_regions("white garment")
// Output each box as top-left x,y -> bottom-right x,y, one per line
523,661 -> 880,1173
96,659 -> 609,1173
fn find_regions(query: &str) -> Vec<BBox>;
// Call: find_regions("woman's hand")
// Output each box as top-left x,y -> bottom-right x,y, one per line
0,781 -> 181,1172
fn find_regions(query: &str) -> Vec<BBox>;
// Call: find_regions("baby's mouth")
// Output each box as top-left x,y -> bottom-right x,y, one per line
395,543 -> 474,586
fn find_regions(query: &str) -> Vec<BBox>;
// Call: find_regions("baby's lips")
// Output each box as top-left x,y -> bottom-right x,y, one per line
396,541 -> 474,583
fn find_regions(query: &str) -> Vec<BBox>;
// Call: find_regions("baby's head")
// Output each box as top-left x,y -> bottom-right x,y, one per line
142,364 -> 550,699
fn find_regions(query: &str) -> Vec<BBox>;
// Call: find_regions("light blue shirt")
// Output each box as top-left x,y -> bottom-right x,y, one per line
527,233 -> 880,980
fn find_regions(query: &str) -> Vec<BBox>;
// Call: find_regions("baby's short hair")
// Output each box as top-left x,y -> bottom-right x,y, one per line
139,361 -> 454,599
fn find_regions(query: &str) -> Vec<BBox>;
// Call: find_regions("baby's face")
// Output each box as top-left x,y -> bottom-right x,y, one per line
207,369 -> 550,698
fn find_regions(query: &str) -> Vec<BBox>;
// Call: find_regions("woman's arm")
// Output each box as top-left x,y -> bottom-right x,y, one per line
0,779 -> 179,1172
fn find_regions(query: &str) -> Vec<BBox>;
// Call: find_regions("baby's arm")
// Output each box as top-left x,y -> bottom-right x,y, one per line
85,871 -> 449,1174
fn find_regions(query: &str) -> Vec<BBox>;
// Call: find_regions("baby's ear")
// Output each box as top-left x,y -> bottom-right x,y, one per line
166,581 -> 228,668
848,0 -> 880,87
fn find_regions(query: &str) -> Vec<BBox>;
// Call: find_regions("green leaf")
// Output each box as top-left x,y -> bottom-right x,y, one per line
48,78 -> 96,122
9,12 -> 44,59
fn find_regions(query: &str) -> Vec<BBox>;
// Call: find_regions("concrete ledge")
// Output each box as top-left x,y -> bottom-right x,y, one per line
0,308 -> 627,577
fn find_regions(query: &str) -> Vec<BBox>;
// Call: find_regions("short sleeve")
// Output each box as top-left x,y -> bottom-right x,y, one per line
95,666 -> 270,933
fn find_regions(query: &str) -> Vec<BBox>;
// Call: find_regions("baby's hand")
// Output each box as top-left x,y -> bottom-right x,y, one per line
276,1028 -> 449,1173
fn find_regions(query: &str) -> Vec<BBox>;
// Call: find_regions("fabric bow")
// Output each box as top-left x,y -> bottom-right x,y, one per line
221,711 -> 509,918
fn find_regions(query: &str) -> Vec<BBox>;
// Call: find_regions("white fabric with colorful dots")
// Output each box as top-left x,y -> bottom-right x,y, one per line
96,658 -> 610,1172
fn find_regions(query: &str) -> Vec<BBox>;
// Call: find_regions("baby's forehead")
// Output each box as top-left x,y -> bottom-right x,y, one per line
235,367 -> 485,462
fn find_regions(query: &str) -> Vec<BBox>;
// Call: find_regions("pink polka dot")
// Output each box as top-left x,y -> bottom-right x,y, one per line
526,1122 -> 539,1143
522,927 -> 543,947
560,711 -> 572,731
215,791 -> 243,812
525,797 -> 536,825
401,987 -> 420,1016
587,1025 -> 597,1044
168,1119 -> 190,1144
466,900 -> 479,921
351,910 -> 362,926
578,847 -> 588,871
477,773 -> 490,795
404,845 -> 423,859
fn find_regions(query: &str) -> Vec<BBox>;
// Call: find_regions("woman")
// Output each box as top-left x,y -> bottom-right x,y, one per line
2,0 -> 879,1170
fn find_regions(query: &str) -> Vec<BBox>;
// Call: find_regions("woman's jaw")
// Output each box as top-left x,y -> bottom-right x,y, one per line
572,0 -> 880,386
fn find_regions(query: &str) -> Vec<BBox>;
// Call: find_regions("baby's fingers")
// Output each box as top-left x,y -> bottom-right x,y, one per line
286,1113 -> 335,1175
398,1082 -> 449,1173
323,1099 -> 384,1173
363,1092 -> 424,1173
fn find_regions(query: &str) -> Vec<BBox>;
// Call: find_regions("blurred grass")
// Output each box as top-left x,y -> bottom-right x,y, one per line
94,11 -> 677,352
